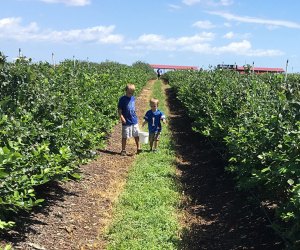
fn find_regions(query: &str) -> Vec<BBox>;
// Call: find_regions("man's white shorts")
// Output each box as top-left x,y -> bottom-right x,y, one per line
122,124 -> 140,139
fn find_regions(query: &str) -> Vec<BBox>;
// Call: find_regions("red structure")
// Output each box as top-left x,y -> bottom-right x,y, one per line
217,64 -> 285,74
236,66 -> 285,74
150,64 -> 198,71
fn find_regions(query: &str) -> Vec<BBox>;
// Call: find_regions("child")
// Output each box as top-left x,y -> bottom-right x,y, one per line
142,98 -> 166,152
118,83 -> 141,156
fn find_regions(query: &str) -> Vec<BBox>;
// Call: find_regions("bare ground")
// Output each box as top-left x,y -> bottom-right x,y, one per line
0,81 -> 285,250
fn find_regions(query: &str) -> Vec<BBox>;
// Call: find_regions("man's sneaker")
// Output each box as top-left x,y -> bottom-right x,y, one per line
120,150 -> 127,156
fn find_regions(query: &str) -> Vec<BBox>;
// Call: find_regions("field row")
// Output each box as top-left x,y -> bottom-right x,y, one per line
164,69 -> 300,248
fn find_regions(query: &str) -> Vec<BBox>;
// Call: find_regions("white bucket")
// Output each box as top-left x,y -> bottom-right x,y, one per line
139,131 -> 149,144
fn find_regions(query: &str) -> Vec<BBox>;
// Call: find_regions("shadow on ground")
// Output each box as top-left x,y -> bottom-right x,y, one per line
165,86 -> 284,250
0,181 -> 76,244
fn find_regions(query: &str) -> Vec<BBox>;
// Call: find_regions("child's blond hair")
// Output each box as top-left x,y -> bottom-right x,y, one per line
150,98 -> 159,106
125,83 -> 135,91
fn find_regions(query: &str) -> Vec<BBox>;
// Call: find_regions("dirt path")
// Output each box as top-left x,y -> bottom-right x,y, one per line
1,81 -> 154,250
1,81 -> 285,250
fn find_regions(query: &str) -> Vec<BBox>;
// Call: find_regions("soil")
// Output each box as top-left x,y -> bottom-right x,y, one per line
0,81 -> 284,250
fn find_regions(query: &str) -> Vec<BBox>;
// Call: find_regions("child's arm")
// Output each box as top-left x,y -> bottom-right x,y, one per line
142,119 -> 147,127
118,109 -> 126,124
161,113 -> 167,124
142,112 -> 148,127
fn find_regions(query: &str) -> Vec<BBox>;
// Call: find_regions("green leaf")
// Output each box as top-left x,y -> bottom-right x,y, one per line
0,168 -> 9,178
34,199 -> 45,205
229,157 -> 237,162
70,172 -> 81,179
261,167 -> 270,173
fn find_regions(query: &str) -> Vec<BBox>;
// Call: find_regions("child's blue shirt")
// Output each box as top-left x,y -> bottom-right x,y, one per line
144,109 -> 165,133
118,95 -> 138,125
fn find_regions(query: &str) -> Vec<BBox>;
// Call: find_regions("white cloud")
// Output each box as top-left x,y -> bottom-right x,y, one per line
134,32 -> 215,51
0,16 -> 284,59
168,4 -> 181,11
0,17 -> 123,44
218,39 -> 252,53
223,31 -> 234,39
100,34 -> 124,44
223,31 -> 251,40
217,0 -> 234,6
182,0 -> 234,6
182,0 -> 201,6
43,26 -> 123,43
208,11 -> 300,29
40,0 -> 90,6
134,33 -> 284,57
241,48 -> 284,57
0,17 -> 39,40
193,20 -> 216,29
212,40 -> 284,56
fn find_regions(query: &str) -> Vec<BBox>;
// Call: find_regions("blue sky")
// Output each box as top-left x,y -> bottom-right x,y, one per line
1,0 -> 300,72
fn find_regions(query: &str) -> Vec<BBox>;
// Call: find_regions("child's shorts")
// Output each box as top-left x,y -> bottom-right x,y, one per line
122,124 -> 139,139
149,131 -> 161,141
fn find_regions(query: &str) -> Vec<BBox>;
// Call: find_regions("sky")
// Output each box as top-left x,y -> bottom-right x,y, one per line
1,0 -> 300,72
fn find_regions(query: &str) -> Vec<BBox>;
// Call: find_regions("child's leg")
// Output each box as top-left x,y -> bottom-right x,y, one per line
133,124 -> 140,153
153,132 -> 161,150
149,138 -> 153,150
122,138 -> 127,151
134,136 -> 140,152
121,125 -> 128,154
149,133 -> 154,150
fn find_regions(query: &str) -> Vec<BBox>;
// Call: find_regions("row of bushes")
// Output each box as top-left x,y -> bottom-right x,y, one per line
0,53 -> 156,230
164,69 -> 300,248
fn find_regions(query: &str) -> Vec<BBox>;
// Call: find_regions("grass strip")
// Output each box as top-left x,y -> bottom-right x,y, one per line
106,80 -> 181,249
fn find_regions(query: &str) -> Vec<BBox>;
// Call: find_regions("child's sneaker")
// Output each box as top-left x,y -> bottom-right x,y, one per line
120,150 -> 127,156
